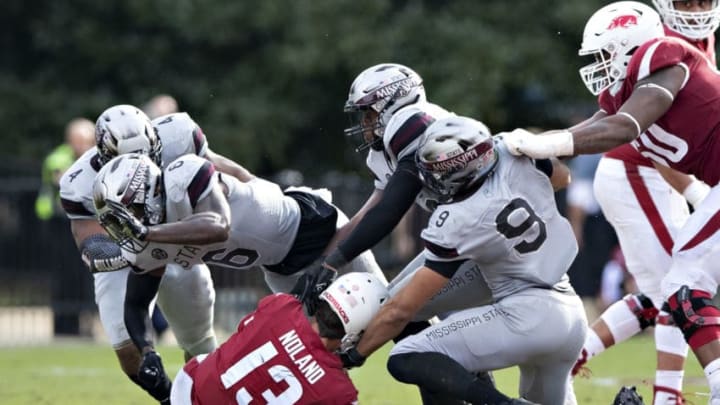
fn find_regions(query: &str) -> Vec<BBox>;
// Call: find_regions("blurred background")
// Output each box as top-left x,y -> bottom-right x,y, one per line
0,0 -> 630,345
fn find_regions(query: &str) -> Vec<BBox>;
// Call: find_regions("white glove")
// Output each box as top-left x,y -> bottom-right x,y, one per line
500,129 -> 574,159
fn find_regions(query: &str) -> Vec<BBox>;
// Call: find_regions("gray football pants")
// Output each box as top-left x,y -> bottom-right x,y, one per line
388,252 -> 494,321
390,288 -> 587,404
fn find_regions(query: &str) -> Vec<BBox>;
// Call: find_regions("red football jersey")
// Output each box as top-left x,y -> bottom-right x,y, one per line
598,37 -> 720,186
603,27 -> 717,169
183,294 -> 358,405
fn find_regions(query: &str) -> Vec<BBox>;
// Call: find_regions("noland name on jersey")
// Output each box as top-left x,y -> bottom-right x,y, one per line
278,329 -> 326,384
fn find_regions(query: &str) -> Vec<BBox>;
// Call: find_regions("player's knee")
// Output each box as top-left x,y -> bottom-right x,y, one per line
666,286 -> 720,350
623,293 -> 659,330
387,354 -> 414,383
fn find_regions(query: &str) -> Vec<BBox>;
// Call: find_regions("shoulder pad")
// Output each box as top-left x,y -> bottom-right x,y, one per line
383,103 -> 451,160
155,113 -> 208,165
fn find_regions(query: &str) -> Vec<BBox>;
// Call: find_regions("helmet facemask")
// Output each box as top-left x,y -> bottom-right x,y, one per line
653,0 -> 720,39
93,154 -> 165,254
579,46 -> 628,96
578,2 -> 665,96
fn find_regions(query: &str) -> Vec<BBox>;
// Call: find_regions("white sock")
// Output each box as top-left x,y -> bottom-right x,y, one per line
655,370 -> 684,392
705,358 -> 720,401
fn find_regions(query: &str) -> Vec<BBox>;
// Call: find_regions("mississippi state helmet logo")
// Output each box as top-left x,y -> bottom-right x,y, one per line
607,15 -> 638,30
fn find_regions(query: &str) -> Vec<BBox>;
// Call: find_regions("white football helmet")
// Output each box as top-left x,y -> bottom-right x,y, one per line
95,105 -> 162,166
416,116 -> 496,203
319,272 -> 389,349
344,63 -> 426,151
653,0 -> 720,39
92,153 -> 165,253
579,1 -> 664,95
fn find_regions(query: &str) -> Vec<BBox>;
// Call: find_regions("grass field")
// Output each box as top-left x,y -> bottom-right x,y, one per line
0,335 -> 709,404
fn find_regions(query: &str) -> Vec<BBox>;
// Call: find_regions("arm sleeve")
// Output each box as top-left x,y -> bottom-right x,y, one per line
124,272 -> 162,352
336,156 -> 422,262
423,258 -> 467,279
534,159 -> 553,178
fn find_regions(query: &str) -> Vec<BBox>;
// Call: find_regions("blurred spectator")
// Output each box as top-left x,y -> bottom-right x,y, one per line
565,154 -> 618,320
35,117 -> 95,335
142,94 -> 178,119
35,118 -> 95,221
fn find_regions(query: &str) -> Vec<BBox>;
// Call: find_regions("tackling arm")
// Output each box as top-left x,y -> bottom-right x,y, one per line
144,184 -> 230,245
71,219 -> 130,273
503,65 -> 685,158
324,157 -> 422,269
354,266 -> 449,358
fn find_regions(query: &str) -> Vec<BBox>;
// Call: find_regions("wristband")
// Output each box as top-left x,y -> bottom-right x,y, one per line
540,131 -> 574,157
683,180 -> 710,208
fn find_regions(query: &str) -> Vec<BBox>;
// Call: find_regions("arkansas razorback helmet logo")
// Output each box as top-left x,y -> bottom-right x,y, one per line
607,14 -> 638,30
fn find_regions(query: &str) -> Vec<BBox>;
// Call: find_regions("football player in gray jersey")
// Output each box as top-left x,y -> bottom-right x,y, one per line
310,63 -> 494,335
58,104 -> 252,404
339,117 -> 586,405
91,152 -> 386,394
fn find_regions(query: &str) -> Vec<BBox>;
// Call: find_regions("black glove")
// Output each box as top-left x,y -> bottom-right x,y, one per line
339,347 -> 366,369
613,386 -> 645,405
137,351 -> 171,392
293,262 -> 337,316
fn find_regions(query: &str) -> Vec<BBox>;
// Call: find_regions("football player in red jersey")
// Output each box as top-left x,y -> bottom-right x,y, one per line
169,272 -> 388,405
502,2 -> 720,403
564,1 -> 720,403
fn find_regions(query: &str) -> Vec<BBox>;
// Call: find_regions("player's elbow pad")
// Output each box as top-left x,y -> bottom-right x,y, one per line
79,234 -> 129,273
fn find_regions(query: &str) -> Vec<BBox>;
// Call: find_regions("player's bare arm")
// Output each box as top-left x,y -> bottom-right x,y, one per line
572,65 -> 685,154
324,159 -> 422,269
144,184 -> 230,245
503,65 -> 686,158
653,162 -> 710,208
355,267 -> 448,357
205,148 -> 255,182
548,158 -> 571,191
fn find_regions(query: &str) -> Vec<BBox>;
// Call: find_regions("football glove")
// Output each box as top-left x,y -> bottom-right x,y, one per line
293,262 -> 337,316
613,386 -> 645,405
338,347 -> 366,369
137,351 -> 171,392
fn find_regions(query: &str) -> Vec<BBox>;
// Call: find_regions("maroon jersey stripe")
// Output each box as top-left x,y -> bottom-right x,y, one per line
188,162 -> 216,208
624,162 -> 674,255
61,198 -> 94,217
389,112 -> 434,157
193,127 -> 206,156
679,210 -> 720,252
424,240 -> 459,259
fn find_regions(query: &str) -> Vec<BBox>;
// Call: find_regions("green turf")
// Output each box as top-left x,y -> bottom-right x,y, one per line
0,335 -> 709,404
